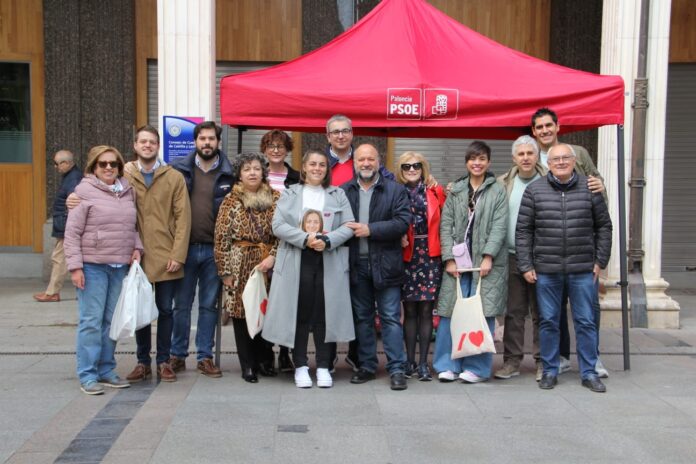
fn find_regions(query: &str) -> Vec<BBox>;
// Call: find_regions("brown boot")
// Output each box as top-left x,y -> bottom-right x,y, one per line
33,292 -> 60,302
197,358 -> 222,378
126,363 -> 152,382
169,356 -> 186,372
157,362 -> 177,382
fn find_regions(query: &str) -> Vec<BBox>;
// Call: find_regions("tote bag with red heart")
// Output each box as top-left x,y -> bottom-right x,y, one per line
450,275 -> 496,359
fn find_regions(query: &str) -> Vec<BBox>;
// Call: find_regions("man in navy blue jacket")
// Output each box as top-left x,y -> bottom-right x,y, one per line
341,144 -> 411,390
34,150 -> 82,302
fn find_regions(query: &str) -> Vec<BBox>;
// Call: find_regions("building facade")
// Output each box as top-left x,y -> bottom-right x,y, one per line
0,0 -> 693,327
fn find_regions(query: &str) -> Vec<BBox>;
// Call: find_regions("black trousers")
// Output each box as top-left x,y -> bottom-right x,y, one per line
231,317 -> 273,372
293,250 -> 333,368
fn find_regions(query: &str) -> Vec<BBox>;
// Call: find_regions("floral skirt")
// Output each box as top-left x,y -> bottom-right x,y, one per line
402,237 -> 443,301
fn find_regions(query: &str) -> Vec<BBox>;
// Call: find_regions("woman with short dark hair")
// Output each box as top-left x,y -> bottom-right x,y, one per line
434,141 -> 508,383
214,152 -> 280,383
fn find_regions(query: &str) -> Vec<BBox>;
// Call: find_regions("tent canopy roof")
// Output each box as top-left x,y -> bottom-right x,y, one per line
220,0 -> 624,139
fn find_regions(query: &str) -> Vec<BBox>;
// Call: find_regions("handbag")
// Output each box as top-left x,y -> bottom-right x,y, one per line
242,266 -> 268,338
452,209 -> 475,271
109,261 -> 158,341
449,275 -> 496,359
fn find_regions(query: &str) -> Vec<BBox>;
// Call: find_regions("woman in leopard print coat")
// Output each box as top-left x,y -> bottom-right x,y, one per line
214,152 -> 280,383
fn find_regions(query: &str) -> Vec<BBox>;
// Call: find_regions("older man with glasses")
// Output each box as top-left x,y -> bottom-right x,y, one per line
34,150 -> 82,302
515,144 -> 612,393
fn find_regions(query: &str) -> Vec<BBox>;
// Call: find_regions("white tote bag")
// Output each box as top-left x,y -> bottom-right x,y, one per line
450,275 -> 496,359
109,261 -> 158,341
242,267 -> 268,338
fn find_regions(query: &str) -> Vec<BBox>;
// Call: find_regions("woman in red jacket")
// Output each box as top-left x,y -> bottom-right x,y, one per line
397,152 -> 445,381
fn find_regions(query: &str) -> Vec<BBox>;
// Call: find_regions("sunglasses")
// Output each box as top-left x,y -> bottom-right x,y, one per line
400,162 -> 423,171
97,161 -> 120,169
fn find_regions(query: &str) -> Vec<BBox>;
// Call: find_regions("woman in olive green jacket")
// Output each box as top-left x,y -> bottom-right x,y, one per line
433,141 -> 508,383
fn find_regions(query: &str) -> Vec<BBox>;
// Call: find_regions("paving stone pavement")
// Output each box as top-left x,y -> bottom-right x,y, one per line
1,275 -> 695,463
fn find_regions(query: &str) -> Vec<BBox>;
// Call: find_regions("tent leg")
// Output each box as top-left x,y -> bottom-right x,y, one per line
237,127 -> 244,155
616,124 -> 630,370
214,286 -> 223,368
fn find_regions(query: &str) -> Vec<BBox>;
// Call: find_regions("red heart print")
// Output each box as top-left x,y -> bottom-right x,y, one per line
468,330 -> 484,347
260,299 -> 268,315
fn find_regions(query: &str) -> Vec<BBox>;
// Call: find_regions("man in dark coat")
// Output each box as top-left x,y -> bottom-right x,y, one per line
516,144 -> 612,393
34,150 -> 82,302
341,144 -> 411,390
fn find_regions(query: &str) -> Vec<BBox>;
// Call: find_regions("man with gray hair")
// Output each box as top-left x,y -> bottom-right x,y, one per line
34,150 -> 82,302
516,143 -> 612,393
494,135 -> 546,381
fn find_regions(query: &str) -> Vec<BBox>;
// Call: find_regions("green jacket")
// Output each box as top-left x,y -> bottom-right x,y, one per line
437,174 -> 509,318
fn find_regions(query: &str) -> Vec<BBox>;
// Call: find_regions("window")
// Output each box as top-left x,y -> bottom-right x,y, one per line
0,62 -> 32,163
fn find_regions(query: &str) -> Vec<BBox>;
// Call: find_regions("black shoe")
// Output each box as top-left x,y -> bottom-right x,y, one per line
417,363 -> 433,381
539,373 -> 557,390
404,362 -> 417,379
242,368 -> 258,383
257,362 -> 277,377
582,377 -> 606,393
350,368 -> 376,384
390,372 -> 408,391
278,350 -> 294,373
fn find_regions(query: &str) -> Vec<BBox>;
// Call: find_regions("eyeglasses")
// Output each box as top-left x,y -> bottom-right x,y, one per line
97,161 -> 120,169
267,144 -> 285,151
400,162 -> 423,171
328,128 -> 352,137
547,155 -> 574,165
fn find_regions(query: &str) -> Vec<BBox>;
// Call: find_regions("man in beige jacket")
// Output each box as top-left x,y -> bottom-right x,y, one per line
124,126 -> 191,383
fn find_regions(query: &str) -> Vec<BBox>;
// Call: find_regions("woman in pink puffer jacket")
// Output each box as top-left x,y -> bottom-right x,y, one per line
64,145 -> 143,395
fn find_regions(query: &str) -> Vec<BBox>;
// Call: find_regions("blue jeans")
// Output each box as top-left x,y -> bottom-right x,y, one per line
135,278 -> 180,365
171,243 -> 220,361
559,279 -> 601,357
536,272 -> 599,380
76,263 -> 128,384
433,273 -> 496,378
351,258 -> 406,375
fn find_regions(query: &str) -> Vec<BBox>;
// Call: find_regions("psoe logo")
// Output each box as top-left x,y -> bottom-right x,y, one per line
424,88 -> 459,120
387,88 -> 422,120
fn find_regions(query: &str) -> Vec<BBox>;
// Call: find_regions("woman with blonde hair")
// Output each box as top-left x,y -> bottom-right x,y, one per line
396,151 -> 445,381
64,145 -> 143,395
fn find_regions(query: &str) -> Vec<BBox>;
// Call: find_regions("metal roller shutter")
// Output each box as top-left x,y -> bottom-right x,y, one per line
662,64 -> 696,271
147,61 -> 291,159
393,137 -> 513,185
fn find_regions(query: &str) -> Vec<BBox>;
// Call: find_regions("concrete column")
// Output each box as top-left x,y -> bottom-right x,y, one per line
598,0 -> 679,328
157,0 -> 216,125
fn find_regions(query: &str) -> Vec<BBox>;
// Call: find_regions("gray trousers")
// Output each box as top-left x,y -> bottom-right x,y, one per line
502,254 -> 540,365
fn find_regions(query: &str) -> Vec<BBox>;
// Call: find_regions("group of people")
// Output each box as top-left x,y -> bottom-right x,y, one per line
46,108 -> 611,395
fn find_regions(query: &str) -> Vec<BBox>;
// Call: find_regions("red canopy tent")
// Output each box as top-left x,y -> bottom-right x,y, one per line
217,0 -> 631,369
220,0 -> 623,138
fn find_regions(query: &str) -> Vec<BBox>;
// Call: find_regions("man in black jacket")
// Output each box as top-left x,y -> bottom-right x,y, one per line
516,144 -> 612,393
341,144 -> 411,390
34,150 -> 82,302
169,121 -> 235,378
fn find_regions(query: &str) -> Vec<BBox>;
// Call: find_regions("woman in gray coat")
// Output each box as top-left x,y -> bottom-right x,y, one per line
263,149 -> 355,389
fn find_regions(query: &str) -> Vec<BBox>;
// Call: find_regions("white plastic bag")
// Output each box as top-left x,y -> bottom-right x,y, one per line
242,267 -> 268,338
109,261 -> 158,341
450,276 -> 496,359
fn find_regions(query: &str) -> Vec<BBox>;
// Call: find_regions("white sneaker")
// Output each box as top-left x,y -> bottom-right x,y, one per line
595,358 -> 609,378
438,370 -> 456,382
316,368 -> 333,388
459,370 -> 486,383
559,356 -> 571,374
294,366 -> 312,388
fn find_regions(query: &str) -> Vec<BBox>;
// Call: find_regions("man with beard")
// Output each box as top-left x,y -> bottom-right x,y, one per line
122,125 -> 191,383
341,144 -> 411,390
169,121 -> 235,378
